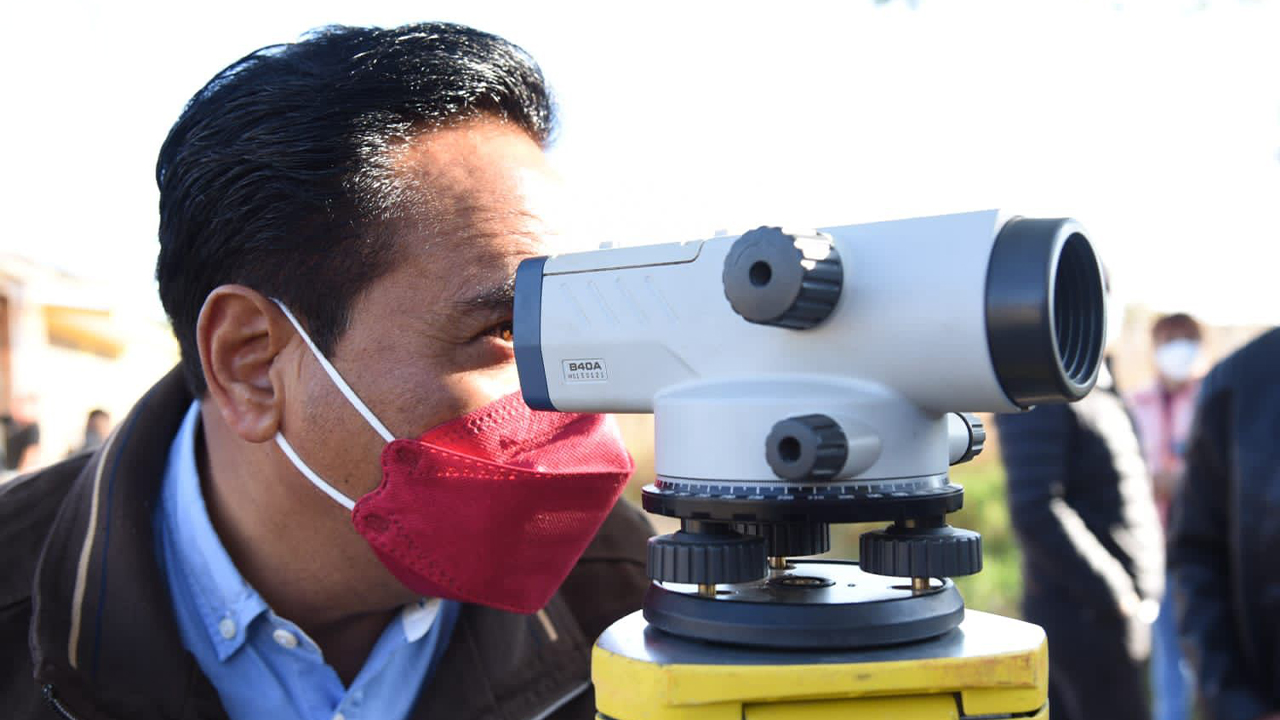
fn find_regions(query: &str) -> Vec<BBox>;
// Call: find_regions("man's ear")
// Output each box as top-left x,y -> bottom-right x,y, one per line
197,285 -> 291,444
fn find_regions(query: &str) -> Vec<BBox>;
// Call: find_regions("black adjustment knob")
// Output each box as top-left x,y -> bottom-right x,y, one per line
859,524 -> 983,578
954,412 -> 986,464
722,227 -> 843,329
733,522 -> 831,557
766,414 -> 848,481
647,529 -> 767,585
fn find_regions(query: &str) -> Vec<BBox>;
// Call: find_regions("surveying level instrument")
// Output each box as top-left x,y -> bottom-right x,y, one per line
514,210 -> 1105,718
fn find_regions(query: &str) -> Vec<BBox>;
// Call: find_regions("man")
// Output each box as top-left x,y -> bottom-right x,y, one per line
0,23 -> 652,720
1169,328 -> 1280,720
1127,313 -> 1205,720
996,359 -> 1164,720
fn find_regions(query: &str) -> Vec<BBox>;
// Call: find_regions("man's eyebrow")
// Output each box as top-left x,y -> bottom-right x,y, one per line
452,277 -> 516,313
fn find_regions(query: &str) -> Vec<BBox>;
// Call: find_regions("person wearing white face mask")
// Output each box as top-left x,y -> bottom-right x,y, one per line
1126,312 -> 1206,720
1129,314 -> 1206,526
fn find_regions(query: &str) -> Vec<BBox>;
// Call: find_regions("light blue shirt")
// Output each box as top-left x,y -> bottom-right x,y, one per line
154,401 -> 459,720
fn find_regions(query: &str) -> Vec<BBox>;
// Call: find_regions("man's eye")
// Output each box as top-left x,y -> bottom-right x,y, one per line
482,321 -> 514,344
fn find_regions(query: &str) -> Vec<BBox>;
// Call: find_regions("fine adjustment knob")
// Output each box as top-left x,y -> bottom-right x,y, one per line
949,412 -> 986,465
647,527 -> 767,585
859,523 -> 983,578
722,227 -> 843,329
766,414 -> 848,481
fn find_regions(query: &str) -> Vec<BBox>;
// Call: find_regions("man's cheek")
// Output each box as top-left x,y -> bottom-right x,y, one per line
463,366 -> 521,408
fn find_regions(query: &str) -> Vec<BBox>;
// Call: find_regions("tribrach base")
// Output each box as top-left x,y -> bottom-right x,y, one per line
642,560 -> 965,649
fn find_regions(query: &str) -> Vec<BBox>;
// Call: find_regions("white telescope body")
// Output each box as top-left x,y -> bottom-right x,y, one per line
514,210 -> 1104,489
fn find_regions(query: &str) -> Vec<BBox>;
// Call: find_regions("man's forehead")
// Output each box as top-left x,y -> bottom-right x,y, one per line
393,121 -> 588,259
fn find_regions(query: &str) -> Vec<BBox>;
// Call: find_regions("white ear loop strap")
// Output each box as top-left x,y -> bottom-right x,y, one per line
272,299 -> 396,443
275,434 -> 356,511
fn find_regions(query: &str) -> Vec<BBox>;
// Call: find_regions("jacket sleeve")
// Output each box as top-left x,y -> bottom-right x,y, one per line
996,406 -> 1139,610
1167,371 -> 1270,720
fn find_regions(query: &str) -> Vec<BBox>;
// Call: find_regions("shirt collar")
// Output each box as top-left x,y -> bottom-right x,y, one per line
400,597 -> 442,642
162,401 -> 439,659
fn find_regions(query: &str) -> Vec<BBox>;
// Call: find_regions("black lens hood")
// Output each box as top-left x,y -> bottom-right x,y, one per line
986,217 -> 1104,408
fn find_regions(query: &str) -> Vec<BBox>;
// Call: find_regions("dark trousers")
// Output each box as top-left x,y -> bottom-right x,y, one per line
1024,596 -> 1149,720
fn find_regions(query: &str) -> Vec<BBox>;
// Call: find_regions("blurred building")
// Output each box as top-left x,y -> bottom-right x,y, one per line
0,255 -> 178,474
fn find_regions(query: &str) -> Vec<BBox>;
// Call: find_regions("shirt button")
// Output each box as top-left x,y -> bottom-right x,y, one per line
332,714 -> 346,720
218,617 -> 236,640
272,628 -> 299,649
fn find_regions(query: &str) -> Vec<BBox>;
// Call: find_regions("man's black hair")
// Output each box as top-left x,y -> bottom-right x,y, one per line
156,22 -> 554,395
1152,312 -> 1202,342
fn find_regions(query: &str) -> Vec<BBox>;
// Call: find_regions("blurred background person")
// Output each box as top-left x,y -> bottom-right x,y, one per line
1168,328 -> 1280,720
2,392 -> 42,474
1127,313 -> 1205,720
76,408 -> 110,455
995,292 -> 1164,720
1130,314 -> 1206,523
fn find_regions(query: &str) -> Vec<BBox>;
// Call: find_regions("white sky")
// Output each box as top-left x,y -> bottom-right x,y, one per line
2,0 -> 1277,325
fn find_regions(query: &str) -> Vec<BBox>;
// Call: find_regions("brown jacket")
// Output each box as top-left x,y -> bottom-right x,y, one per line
0,368 -> 653,720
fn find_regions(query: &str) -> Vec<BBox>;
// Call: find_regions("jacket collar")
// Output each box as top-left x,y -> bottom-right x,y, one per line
30,367 -> 221,720
29,367 -> 596,720
413,600 -> 593,720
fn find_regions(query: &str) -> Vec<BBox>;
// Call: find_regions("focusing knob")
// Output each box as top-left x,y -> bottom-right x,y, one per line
859,523 -> 983,578
766,415 -> 848,481
722,227 -> 843,329
647,528 -> 767,585
952,412 -> 986,464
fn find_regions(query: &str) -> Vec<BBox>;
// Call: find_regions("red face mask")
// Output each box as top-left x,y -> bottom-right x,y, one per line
273,302 -> 634,614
